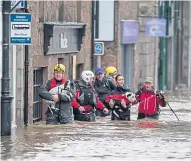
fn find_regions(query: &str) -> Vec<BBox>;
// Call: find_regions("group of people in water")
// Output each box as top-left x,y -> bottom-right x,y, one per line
39,64 -> 167,125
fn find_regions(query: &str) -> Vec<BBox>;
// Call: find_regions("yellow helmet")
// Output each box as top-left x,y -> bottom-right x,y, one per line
105,66 -> 117,76
54,64 -> 65,72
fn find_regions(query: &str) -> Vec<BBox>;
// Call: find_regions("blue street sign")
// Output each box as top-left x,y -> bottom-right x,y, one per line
94,42 -> 104,56
95,44 -> 102,53
10,13 -> 32,45
11,0 -> 25,9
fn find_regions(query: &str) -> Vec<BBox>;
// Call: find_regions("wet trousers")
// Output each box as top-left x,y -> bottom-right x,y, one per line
111,108 -> 130,121
46,107 -> 73,125
137,113 -> 159,120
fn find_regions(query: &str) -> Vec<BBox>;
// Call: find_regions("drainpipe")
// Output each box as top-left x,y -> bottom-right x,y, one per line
24,1 -> 29,126
164,1 -> 169,90
170,1 -> 175,91
188,1 -> 191,88
175,1 -> 180,85
91,0 -> 95,71
174,1 -> 178,88
180,1 -> 184,83
158,0 -> 165,90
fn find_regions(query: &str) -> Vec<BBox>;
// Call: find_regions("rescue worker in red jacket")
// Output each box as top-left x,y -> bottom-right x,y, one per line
71,70 -> 109,122
39,64 -> 73,124
135,77 -> 166,120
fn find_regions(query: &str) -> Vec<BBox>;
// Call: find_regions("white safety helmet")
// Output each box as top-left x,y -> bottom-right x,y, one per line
81,70 -> 95,84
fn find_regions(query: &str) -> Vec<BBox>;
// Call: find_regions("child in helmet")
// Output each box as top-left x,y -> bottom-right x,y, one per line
39,64 -> 74,125
71,70 -> 109,122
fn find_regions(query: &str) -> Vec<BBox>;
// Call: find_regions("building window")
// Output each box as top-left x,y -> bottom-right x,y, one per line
33,68 -> 43,122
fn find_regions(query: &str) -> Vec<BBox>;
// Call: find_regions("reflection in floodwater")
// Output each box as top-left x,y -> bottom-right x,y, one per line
1,102 -> 191,161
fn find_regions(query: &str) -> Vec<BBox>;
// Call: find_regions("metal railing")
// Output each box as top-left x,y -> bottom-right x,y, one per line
33,68 -> 43,122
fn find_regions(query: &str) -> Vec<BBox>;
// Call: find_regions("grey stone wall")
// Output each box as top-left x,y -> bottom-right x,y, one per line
15,1 -> 92,125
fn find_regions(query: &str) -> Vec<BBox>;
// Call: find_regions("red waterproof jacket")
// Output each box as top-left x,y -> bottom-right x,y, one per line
135,87 -> 166,115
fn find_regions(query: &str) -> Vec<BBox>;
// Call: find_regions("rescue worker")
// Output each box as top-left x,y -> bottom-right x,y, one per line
39,64 -> 74,125
71,70 -> 109,122
135,77 -> 166,120
94,67 -> 116,116
105,66 -> 118,84
105,74 -> 136,121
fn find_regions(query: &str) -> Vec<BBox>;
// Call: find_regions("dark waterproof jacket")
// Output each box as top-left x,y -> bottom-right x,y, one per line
39,77 -> 73,123
94,76 -> 116,102
71,80 -> 105,113
108,85 -> 132,120
112,85 -> 132,107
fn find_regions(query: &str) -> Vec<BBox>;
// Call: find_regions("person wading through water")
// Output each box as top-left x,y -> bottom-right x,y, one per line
94,67 -> 116,117
135,77 -> 166,120
71,70 -> 109,122
105,74 -> 136,121
39,64 -> 74,125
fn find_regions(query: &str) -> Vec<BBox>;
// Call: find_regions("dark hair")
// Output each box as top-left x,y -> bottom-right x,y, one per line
115,74 -> 123,82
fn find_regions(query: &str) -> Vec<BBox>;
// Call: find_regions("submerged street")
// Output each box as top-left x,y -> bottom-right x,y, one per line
1,101 -> 191,161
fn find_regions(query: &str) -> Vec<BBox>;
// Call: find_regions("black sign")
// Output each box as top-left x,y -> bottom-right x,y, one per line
44,23 -> 86,55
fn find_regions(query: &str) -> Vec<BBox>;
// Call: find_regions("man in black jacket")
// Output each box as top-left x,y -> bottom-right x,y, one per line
94,67 -> 116,116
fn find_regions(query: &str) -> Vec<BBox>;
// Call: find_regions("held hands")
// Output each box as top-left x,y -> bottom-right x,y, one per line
102,107 -> 109,114
78,106 -> 86,112
51,95 -> 60,102
121,99 -> 127,108
108,99 -> 115,108
157,91 -> 166,99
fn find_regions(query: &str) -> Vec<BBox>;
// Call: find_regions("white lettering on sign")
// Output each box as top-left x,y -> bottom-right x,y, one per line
60,33 -> 68,49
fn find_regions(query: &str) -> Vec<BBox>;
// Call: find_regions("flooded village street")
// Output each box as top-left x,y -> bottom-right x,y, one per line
1,101 -> 191,161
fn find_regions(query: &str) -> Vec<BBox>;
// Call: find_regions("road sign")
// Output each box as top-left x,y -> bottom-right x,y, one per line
94,42 -> 104,56
145,18 -> 167,37
10,13 -> 31,45
11,0 -> 25,9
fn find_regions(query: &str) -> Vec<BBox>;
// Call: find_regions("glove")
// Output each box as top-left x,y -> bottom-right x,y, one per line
156,91 -> 166,99
108,99 -> 115,108
78,106 -> 85,112
125,92 -> 136,103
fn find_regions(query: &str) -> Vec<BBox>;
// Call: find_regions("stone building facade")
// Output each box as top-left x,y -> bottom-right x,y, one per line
15,1 -> 92,126
14,0 -> 161,126
99,1 -> 159,91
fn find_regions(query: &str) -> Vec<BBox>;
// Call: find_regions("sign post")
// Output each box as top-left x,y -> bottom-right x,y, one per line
94,42 -> 104,68
10,13 -> 31,45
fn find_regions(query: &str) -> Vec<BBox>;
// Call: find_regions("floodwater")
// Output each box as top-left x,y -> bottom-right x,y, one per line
1,101 -> 191,161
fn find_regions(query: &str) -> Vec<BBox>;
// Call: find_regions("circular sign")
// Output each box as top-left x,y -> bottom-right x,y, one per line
95,44 -> 102,53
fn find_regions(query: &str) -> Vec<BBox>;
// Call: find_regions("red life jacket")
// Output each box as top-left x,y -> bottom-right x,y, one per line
50,77 -> 67,90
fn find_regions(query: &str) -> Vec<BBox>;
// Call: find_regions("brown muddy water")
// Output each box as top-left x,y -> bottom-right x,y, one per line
1,102 -> 191,161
